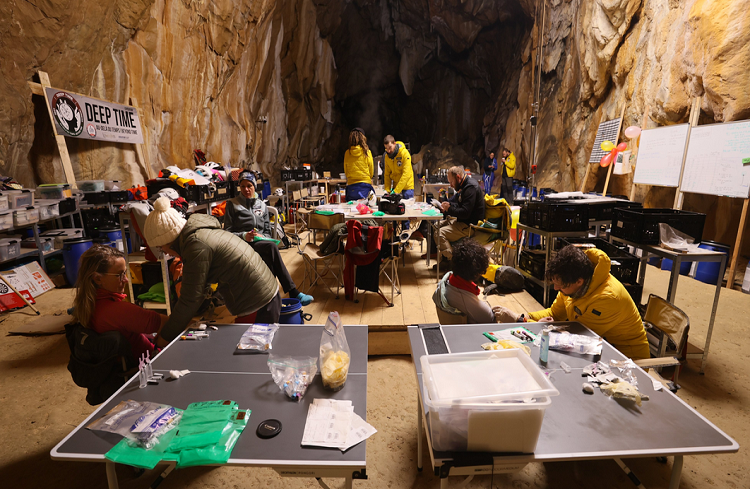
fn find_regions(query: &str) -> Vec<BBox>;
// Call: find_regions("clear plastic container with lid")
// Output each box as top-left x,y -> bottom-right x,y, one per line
36,184 -> 73,200
0,238 -> 21,261
0,211 -> 13,230
12,206 -> 40,226
5,190 -> 34,209
78,180 -> 105,192
420,349 -> 559,453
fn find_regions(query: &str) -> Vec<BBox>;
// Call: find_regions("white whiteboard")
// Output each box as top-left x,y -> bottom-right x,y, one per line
632,124 -> 690,187
680,120 -> 750,198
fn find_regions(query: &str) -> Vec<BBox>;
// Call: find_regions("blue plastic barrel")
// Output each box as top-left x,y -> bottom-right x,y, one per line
279,298 -> 313,324
63,238 -> 93,286
527,233 -> 541,247
694,240 -> 730,285
661,257 -> 691,276
99,227 -> 123,251
262,181 -> 272,199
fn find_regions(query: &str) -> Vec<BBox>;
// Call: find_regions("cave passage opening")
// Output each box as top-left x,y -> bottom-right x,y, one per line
311,0 -> 534,170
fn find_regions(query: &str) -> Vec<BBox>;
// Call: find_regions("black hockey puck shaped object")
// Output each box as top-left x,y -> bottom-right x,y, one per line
256,419 -> 282,439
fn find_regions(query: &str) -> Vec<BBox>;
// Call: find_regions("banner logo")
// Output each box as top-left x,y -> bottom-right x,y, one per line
51,92 -> 84,137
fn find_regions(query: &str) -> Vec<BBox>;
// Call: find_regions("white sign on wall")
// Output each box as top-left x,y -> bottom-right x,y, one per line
45,87 -> 144,144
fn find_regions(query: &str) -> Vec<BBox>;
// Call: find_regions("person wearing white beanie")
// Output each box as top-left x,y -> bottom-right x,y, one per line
143,196 -> 280,344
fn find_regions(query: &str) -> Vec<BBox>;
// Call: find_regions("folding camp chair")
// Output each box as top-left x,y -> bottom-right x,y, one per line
344,220 -> 402,307
634,294 -> 690,384
436,306 -> 467,325
299,242 -> 344,299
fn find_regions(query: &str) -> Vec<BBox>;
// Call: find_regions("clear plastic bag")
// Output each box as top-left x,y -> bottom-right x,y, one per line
610,358 -> 639,387
236,323 -> 279,352
87,400 -> 172,438
549,332 -> 603,355
268,355 -> 318,401
319,312 -> 351,391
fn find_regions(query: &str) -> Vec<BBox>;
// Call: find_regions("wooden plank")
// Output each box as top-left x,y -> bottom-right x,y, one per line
726,198 -> 749,289
38,71 -> 77,186
674,96 -> 701,210
629,105 -> 651,201
27,80 -> 44,95
602,105 -> 627,197
509,290 -> 545,315
130,97 -> 154,180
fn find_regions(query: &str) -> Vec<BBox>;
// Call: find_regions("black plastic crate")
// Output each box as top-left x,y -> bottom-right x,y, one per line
147,179 -> 205,203
280,170 -> 294,181
204,181 -> 231,202
83,191 -> 110,205
108,190 -> 129,203
292,169 -> 314,181
524,277 -> 555,308
533,201 -> 589,231
519,202 -> 532,226
560,237 -> 640,285
58,197 -> 78,215
611,208 -> 706,245
624,282 -> 643,305
519,250 -> 547,280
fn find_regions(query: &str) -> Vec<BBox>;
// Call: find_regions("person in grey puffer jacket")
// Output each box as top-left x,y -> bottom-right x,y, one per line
143,197 -> 281,343
224,171 -> 313,305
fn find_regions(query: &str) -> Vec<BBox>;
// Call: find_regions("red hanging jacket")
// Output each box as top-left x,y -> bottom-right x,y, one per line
344,220 -> 383,300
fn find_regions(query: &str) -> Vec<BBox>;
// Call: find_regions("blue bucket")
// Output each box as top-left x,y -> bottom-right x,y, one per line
63,238 -> 93,286
279,298 -> 312,324
661,257 -> 691,276
99,227 -> 124,252
694,240 -> 730,285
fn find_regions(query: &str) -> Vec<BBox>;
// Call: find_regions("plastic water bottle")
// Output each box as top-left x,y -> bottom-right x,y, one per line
539,328 -> 550,366
742,263 -> 750,294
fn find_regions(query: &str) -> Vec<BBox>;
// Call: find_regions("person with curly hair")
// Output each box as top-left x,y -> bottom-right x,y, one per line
493,244 -> 649,359
432,238 -> 494,323
343,128 -> 374,201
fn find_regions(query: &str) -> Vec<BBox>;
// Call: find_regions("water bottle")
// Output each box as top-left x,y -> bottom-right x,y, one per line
539,328 -> 550,366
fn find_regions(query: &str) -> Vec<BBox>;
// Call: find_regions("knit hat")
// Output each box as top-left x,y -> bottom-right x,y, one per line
239,171 -> 256,188
143,196 -> 187,247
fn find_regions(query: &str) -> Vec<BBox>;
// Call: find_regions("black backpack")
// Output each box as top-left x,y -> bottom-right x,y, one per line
64,322 -> 135,405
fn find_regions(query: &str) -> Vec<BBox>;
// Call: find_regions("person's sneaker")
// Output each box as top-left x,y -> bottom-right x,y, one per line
295,291 -> 314,306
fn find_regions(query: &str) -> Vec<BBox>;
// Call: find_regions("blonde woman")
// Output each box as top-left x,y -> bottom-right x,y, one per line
343,127 -> 374,201
73,245 -> 167,360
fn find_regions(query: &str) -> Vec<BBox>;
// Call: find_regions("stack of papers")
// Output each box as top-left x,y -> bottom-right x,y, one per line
301,399 -> 376,452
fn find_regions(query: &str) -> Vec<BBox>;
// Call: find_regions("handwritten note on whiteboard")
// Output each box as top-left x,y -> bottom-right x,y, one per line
632,124 -> 690,187
680,120 -> 750,198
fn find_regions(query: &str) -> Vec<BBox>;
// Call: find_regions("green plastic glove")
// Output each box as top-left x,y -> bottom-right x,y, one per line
372,211 -> 385,217
390,189 -> 395,194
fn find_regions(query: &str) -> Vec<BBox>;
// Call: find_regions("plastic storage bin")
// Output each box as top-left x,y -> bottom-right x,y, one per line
36,184 -> 72,200
34,200 -> 61,220
104,180 -> 121,190
78,180 -> 105,192
612,208 -> 706,245
519,250 -> 546,280
58,197 -> 79,215
0,238 -> 21,260
0,194 -> 8,211
13,206 -> 39,226
83,191 -> 110,205
6,190 -> 34,209
420,349 -> 559,452
0,211 -> 13,231
42,228 -> 85,249
21,236 -> 54,252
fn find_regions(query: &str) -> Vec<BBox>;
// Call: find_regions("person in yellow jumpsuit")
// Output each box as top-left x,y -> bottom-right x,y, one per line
343,128 -> 374,201
500,147 -> 516,203
383,135 -> 414,199
494,245 -> 649,360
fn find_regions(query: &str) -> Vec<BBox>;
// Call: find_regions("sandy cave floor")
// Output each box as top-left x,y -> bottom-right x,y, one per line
0,264 -> 748,489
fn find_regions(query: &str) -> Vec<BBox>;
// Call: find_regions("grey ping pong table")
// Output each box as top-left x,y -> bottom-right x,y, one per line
408,322 -> 738,488
51,323 -> 368,489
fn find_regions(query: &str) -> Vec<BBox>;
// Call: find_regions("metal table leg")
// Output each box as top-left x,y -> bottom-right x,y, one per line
668,455 -> 684,489
667,257 -> 681,303
106,461 -> 119,489
417,397 -> 423,471
544,236 -> 552,307
701,255 -> 727,374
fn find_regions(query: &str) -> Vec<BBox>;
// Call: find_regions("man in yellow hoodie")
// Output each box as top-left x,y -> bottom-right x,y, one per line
494,245 -> 649,360
500,147 -> 516,203
383,135 -> 414,199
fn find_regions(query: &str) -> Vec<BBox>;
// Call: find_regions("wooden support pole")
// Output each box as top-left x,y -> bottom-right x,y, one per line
674,96 -> 701,210
726,198 -> 749,289
601,105 -> 627,197
0,274 -> 40,315
629,105 -> 651,201
38,71 -> 77,187
130,97 -> 153,180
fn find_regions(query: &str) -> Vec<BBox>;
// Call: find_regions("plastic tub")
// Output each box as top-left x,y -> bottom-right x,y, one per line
42,228 -> 85,249
0,194 -> 8,211
420,349 -> 558,453
279,298 -> 313,324
694,240 -> 730,285
35,200 -> 61,220
13,206 -> 40,226
6,190 -> 34,209
78,180 -> 105,192
0,238 -> 21,261
21,236 -> 54,252
63,238 -> 93,285
36,184 -> 72,200
104,180 -> 121,191
0,211 -> 13,231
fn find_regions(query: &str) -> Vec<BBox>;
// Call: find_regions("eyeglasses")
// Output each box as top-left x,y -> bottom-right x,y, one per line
100,271 -> 128,281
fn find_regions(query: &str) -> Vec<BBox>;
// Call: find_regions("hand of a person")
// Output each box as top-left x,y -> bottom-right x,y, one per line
244,230 -> 257,242
538,316 -> 555,323
440,201 -> 450,212
492,305 -> 518,323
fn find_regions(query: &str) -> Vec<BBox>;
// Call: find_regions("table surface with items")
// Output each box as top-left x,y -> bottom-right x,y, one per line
408,322 -> 738,488
52,322 -> 370,489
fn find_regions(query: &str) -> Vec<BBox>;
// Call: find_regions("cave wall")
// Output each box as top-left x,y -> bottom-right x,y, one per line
1,0 -> 337,188
497,0 -> 750,257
